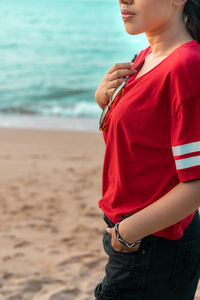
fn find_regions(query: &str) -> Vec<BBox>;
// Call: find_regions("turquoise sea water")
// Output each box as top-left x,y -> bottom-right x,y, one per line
0,0 -> 148,131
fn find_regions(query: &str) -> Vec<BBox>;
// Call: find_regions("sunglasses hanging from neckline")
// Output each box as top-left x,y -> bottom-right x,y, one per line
99,54 -> 140,131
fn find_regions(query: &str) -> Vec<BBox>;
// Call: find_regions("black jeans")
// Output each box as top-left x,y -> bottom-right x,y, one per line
94,209 -> 200,300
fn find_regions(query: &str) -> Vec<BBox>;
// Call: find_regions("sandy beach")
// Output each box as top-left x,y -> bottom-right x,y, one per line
0,128 -> 199,299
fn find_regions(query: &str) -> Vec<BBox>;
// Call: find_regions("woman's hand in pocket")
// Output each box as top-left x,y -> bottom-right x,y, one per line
106,226 -> 141,253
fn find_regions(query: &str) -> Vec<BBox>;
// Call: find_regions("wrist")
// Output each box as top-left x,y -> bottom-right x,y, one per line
118,219 -> 133,242
115,221 -> 142,248
119,219 -> 141,244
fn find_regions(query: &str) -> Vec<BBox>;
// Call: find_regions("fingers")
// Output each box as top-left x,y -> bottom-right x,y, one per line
101,62 -> 137,108
104,88 -> 117,100
107,78 -> 126,89
109,68 -> 137,81
108,62 -> 135,74
104,76 -> 130,100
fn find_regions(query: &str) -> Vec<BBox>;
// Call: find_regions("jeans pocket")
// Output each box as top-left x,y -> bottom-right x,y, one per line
96,231 -> 154,300
170,237 -> 200,290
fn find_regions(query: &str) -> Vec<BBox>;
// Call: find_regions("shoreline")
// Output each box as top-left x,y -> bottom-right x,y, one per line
0,114 -> 100,133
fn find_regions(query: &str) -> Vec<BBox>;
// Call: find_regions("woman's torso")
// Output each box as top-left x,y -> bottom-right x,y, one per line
98,39 -> 200,240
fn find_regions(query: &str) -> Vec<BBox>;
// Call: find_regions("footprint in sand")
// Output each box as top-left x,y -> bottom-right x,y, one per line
3,273 -> 17,280
48,249 -> 61,255
49,287 -> 80,300
8,185 -> 19,191
20,205 -> 34,211
65,167 -> 76,172
59,235 -> 77,247
6,295 -> 22,300
74,195 -> 84,201
21,279 -> 43,293
29,191 -> 39,198
3,256 -> 12,261
76,203 -> 86,210
13,253 -> 24,258
60,237 -> 72,243
57,253 -> 92,268
85,167 -> 100,176
82,207 -> 100,217
14,241 -> 30,248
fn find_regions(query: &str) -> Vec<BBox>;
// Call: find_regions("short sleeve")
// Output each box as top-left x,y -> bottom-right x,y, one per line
171,94 -> 200,182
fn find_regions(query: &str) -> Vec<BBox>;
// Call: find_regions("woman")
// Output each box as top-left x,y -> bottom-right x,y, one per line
94,0 -> 200,299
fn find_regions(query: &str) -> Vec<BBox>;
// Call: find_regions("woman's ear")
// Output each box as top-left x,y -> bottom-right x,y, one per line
173,0 -> 188,8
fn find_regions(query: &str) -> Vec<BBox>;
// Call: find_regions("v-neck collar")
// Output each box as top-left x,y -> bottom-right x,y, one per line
128,40 -> 198,84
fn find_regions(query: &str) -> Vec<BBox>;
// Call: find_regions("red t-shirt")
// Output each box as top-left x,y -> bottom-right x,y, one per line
98,39 -> 200,240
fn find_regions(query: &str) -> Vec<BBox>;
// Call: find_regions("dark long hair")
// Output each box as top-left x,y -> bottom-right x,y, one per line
183,0 -> 200,43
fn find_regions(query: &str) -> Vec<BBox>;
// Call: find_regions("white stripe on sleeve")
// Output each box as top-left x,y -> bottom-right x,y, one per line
175,155 -> 200,170
172,141 -> 200,156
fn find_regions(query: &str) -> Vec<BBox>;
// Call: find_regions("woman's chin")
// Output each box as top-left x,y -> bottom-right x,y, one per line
124,27 -> 140,35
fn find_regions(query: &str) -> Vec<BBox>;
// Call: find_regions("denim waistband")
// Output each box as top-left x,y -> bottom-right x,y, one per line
103,213 -> 115,228
103,212 -> 134,228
